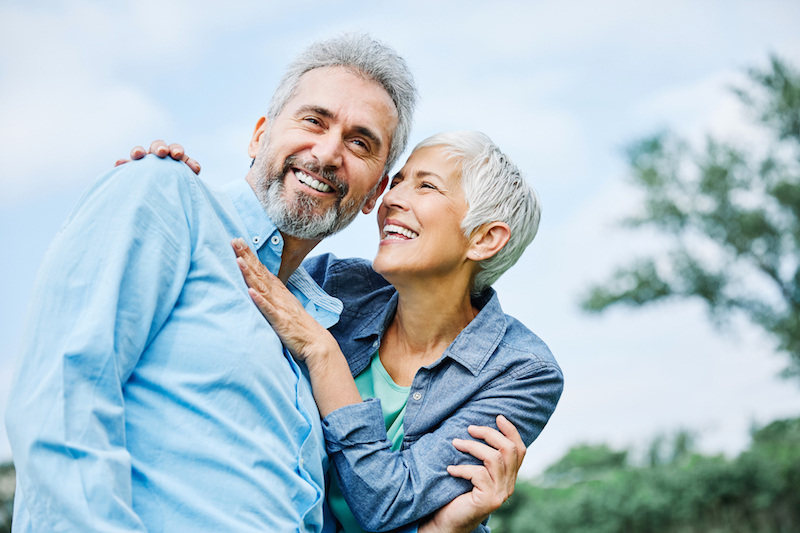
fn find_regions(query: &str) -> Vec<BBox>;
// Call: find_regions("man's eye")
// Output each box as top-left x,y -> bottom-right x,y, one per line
304,117 -> 321,126
351,139 -> 368,150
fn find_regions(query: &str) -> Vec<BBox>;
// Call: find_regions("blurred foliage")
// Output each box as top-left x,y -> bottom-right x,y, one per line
2,419 -> 797,532
491,416 -> 800,533
582,56 -> 800,381
0,462 -> 13,533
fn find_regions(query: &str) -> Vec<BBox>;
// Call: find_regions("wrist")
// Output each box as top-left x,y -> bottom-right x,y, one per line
302,334 -> 342,370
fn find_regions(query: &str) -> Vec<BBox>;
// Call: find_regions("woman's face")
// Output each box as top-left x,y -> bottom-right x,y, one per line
373,146 -> 475,285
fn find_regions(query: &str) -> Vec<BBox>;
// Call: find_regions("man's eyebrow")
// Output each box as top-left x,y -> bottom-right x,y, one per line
295,105 -> 383,153
353,126 -> 382,153
296,105 -> 335,119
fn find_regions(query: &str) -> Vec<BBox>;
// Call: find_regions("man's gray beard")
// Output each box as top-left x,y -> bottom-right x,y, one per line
252,154 -> 366,241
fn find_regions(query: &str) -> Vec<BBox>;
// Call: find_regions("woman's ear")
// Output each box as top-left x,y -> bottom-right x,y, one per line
469,222 -> 511,261
248,117 -> 269,158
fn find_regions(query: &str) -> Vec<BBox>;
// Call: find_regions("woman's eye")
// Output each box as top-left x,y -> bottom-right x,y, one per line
421,182 -> 437,190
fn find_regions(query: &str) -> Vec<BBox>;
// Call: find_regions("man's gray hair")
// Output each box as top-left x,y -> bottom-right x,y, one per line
415,131 -> 542,294
268,33 -> 417,175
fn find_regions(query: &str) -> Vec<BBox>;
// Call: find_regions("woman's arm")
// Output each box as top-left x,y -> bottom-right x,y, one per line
233,241 -> 561,532
420,415 -> 525,533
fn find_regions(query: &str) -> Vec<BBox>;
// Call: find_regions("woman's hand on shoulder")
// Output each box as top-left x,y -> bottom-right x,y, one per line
231,238 -> 339,365
115,139 -> 201,175
420,415 -> 525,533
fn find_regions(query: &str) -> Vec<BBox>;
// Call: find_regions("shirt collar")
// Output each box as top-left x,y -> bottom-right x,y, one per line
221,180 -> 343,329
352,287 -> 507,376
221,179 -> 275,255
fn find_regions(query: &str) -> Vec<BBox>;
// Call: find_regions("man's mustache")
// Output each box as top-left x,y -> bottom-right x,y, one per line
282,156 -> 349,200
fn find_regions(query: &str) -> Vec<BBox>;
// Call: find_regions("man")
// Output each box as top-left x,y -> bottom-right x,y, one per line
6,34 -> 416,532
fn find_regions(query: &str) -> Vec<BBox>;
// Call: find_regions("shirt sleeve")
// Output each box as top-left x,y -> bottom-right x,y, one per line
322,361 -> 563,533
5,157 -> 196,532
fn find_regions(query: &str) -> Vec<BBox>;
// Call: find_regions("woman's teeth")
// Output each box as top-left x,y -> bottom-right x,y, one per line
384,224 -> 418,239
296,170 -> 332,192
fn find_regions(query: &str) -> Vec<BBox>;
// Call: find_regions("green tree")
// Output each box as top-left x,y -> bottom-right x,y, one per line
582,56 -> 800,380
541,443 -> 628,485
0,462 -> 14,533
490,419 -> 800,532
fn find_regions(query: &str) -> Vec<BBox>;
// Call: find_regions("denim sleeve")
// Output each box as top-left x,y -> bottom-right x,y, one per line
5,157 -> 195,531
322,363 -> 563,532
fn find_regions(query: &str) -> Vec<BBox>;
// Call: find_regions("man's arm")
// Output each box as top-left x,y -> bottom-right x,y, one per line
5,157 -> 195,531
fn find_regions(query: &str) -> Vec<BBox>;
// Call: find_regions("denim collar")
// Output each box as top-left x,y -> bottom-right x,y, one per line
350,287 -> 507,376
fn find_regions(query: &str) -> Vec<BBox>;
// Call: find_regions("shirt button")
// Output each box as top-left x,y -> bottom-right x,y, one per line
299,457 -> 304,467
252,235 -> 260,245
271,235 -> 281,245
372,340 -> 379,349
412,392 -> 422,401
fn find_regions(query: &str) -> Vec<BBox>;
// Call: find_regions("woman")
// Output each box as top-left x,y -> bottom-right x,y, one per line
228,131 -> 564,532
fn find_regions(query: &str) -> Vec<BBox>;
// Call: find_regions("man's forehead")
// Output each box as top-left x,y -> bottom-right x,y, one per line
287,67 -> 396,119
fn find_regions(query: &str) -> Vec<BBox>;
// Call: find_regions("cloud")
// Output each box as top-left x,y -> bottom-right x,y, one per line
0,3 -> 182,206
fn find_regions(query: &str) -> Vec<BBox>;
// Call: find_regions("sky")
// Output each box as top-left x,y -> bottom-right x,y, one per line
2,0 -> 800,478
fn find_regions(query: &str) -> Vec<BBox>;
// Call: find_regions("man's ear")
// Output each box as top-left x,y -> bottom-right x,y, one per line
361,174 -> 389,214
469,222 -> 511,261
248,117 -> 269,159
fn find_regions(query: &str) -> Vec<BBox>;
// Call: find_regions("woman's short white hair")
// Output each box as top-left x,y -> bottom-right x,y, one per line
414,131 -> 541,294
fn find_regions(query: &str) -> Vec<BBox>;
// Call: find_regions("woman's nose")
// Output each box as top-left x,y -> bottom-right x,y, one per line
381,182 -> 410,211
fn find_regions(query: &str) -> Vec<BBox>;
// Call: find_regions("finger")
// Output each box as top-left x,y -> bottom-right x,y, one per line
232,239 -> 267,279
446,464 -> 491,484
115,158 -> 131,167
236,257 -> 269,294
448,464 -> 507,509
496,415 -> 526,463
168,143 -> 185,161
467,425 -> 517,462
130,146 -> 146,160
185,158 -> 201,175
452,438 -> 504,468
149,139 -> 169,157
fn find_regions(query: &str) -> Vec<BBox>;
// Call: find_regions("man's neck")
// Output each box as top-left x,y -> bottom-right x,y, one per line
243,174 -> 321,284
277,233 -> 321,284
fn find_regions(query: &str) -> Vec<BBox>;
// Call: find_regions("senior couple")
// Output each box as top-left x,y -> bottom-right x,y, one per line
6,34 -> 562,532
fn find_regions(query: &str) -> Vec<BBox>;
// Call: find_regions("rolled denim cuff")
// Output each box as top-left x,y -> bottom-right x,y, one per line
321,398 -> 386,452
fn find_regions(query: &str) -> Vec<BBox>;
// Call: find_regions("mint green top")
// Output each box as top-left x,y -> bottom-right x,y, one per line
329,351 -> 411,533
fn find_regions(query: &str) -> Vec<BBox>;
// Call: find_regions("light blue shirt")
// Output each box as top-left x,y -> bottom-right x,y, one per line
6,157 -> 341,532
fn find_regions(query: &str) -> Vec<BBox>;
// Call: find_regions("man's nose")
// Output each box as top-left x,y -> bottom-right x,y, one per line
311,132 -> 344,169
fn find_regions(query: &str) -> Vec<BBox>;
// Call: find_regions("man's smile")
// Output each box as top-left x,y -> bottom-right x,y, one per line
294,168 -> 334,193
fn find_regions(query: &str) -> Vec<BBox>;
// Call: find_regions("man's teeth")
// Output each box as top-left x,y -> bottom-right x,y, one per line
384,224 -> 418,239
296,170 -> 332,192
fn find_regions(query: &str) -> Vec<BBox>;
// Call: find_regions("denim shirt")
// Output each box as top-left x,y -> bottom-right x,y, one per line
303,254 -> 564,533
